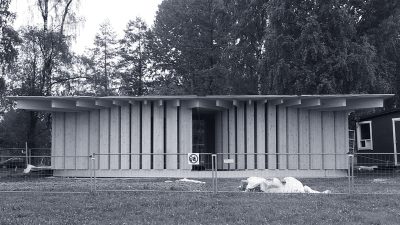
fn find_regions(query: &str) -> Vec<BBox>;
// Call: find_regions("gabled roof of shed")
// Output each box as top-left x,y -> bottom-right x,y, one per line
7,94 -> 394,112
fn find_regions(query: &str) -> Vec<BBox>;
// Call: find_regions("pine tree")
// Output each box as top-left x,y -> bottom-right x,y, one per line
118,18 -> 150,96
91,20 -> 118,96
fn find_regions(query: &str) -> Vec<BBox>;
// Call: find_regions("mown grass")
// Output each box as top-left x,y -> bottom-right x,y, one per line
1,175 -> 400,194
1,175 -> 400,224
0,191 -> 400,224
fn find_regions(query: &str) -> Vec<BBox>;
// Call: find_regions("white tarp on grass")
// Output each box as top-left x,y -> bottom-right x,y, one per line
176,178 -> 206,184
23,164 -> 52,174
242,177 -> 331,194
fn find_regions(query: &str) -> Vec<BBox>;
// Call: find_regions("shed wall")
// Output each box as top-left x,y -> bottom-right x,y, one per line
359,112 -> 400,154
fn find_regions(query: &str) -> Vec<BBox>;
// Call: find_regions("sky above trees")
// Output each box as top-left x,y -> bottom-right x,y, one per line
10,0 -> 162,53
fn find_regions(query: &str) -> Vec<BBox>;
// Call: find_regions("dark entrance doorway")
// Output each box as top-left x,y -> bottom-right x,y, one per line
192,109 -> 216,170
395,120 -> 400,165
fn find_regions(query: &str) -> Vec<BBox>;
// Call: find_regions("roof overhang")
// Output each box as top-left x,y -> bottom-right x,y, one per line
6,94 -> 394,112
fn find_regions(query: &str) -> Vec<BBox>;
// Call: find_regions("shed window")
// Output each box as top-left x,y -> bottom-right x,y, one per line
357,121 -> 373,150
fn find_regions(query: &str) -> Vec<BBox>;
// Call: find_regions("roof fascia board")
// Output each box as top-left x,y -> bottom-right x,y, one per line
319,98 -> 384,111
294,98 -> 321,108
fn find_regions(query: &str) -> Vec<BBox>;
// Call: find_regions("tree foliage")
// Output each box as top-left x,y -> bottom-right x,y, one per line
0,0 -> 20,76
150,0 -> 231,95
149,0 -> 400,98
0,0 -> 21,112
261,0 -> 377,94
118,18 -> 150,96
1,0 -> 400,146
88,20 -> 119,96
2,0 -> 79,147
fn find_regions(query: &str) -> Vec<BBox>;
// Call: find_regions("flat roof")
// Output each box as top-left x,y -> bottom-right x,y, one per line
7,94 -> 394,101
7,94 -> 394,112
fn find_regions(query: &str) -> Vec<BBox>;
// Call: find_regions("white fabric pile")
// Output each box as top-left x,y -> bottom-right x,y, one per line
23,164 -> 52,174
242,177 -> 331,194
23,164 -> 35,174
176,178 -> 206,184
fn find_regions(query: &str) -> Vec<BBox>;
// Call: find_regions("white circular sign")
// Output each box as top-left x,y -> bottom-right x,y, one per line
188,153 -> 200,165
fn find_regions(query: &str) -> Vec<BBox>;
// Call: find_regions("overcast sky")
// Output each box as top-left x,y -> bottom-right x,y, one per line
10,0 -> 163,54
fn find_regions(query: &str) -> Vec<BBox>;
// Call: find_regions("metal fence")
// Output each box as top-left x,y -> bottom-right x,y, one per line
1,149 -> 399,194
349,153 -> 400,194
86,153 -> 217,193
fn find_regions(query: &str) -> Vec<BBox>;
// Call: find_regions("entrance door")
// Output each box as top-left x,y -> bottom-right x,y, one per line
393,119 -> 400,166
192,109 -> 215,170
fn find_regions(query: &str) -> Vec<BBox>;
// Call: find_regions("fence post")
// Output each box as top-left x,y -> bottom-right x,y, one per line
25,142 -> 29,166
90,153 -> 96,193
351,154 -> 355,193
347,154 -> 354,194
211,154 -> 215,193
212,154 -> 217,194
215,154 -> 218,193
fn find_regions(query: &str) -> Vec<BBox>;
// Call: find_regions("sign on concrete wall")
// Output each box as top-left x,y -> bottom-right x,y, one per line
224,159 -> 235,164
188,153 -> 199,165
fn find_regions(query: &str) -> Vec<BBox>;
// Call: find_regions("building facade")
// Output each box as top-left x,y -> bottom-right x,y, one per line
9,95 -> 392,177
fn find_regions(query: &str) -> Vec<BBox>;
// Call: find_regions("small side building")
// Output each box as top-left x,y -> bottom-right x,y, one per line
8,94 -> 393,178
356,110 -> 400,167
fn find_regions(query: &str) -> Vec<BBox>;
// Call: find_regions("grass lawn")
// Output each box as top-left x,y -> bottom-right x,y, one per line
1,175 -> 400,194
1,192 -> 400,224
1,174 -> 400,224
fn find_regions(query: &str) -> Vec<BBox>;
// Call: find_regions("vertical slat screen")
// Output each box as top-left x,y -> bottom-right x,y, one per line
222,110 -> 229,170
215,112 -> 223,169
130,102 -> 141,169
121,105 -> 130,169
246,102 -> 255,169
322,111 -> 335,169
236,102 -> 245,169
99,109 -> 110,169
110,106 -> 121,169
179,104 -> 192,170
277,106 -> 287,169
76,112 -> 89,169
51,113 -> 56,168
64,112 -> 76,169
287,108 -> 298,169
153,103 -> 164,169
309,111 -> 322,169
335,111 -> 347,169
228,106 -> 236,169
141,103 -> 151,169
54,112 -> 65,169
89,110 -> 100,169
47,98 -> 355,174
256,101 -> 266,169
299,109 -> 310,169
166,102 -> 178,169
267,103 -> 277,169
